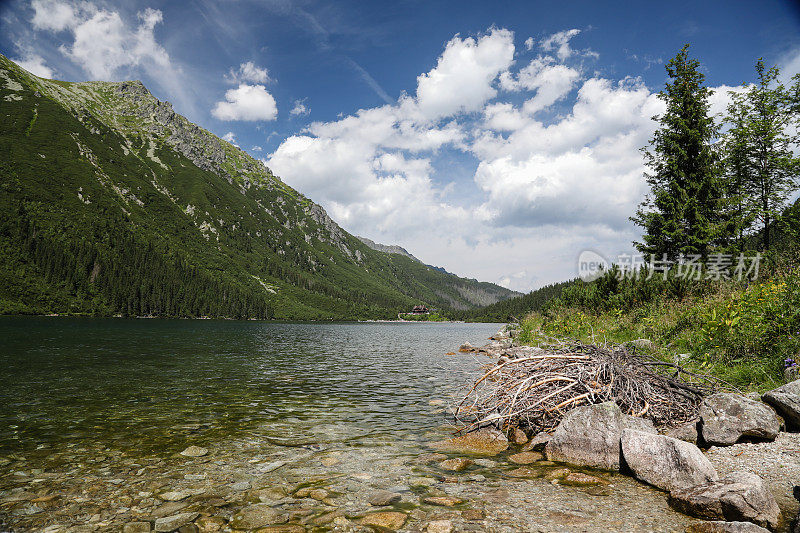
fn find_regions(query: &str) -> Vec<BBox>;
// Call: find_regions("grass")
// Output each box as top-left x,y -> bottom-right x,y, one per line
517,257 -> 800,392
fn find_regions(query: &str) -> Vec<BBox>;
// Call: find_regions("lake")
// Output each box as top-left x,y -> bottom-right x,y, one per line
0,317 -> 698,532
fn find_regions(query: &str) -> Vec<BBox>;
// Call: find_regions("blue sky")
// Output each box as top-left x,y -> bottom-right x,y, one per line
2,0 -> 800,291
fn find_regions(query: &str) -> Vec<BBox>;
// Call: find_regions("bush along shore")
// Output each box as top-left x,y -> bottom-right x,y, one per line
449,324 -> 800,532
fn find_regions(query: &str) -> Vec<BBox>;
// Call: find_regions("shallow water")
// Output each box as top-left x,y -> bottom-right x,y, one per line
0,318 -> 495,457
0,318 -> 702,532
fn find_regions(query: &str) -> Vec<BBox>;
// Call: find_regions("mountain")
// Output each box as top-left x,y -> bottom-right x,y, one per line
0,55 -> 518,319
356,236 -> 421,263
356,237 -> 505,301
453,279 -> 575,322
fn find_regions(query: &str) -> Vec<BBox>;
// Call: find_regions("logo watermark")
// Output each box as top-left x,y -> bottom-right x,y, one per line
577,250 -> 610,282
576,252 -> 762,282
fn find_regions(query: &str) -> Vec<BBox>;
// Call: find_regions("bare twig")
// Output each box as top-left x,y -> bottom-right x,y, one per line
453,339 -> 725,434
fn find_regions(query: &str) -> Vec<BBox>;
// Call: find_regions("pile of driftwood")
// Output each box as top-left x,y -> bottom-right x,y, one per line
454,340 -> 729,434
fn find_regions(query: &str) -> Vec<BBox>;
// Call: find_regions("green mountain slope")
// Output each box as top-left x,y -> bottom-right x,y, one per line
0,55 -> 518,319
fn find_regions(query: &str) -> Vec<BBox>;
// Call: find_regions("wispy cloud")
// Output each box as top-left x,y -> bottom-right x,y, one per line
225,61 -> 271,84
343,57 -> 392,104
266,2 -> 393,103
290,98 -> 310,117
625,49 -> 663,71
192,0 -> 243,56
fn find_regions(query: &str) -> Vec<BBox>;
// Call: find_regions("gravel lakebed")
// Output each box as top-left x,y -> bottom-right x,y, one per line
3,418 -> 798,532
0,424 -> 706,533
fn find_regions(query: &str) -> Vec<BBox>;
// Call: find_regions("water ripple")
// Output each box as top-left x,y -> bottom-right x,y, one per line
0,318 -> 498,455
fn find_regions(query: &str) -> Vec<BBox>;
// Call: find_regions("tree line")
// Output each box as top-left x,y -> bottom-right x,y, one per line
633,45 -> 800,260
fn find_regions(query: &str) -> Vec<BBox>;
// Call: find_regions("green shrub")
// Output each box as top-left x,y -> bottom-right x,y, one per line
519,263 -> 800,390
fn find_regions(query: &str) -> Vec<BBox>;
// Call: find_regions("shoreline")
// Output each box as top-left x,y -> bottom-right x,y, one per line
0,313 -> 491,324
454,325 -> 800,532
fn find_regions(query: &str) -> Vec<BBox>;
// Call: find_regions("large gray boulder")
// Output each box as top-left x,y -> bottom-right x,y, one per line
621,429 -> 718,492
763,379 -> 800,429
669,471 -> 780,530
700,393 -> 780,445
545,401 -> 656,471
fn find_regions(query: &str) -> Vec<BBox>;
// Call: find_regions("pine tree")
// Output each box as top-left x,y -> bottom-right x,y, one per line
720,97 -> 757,252
632,45 -> 723,260
731,60 -> 799,250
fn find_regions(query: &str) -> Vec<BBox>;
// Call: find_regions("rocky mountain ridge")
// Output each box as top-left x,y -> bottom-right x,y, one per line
356,236 -> 421,262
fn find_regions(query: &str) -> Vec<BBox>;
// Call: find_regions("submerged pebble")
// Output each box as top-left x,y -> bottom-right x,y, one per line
179,447 -> 208,458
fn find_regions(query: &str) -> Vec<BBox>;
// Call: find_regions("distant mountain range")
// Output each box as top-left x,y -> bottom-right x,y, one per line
356,236 -> 421,262
0,55 -> 519,319
357,236 -> 457,275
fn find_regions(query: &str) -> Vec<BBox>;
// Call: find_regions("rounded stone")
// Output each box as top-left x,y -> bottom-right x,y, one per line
368,490 -> 402,506
179,446 -> 208,458
508,451 -> 543,464
360,511 -> 407,530
439,457 -> 473,472
427,519 -> 453,533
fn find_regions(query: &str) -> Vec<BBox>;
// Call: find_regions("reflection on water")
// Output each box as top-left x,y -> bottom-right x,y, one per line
0,318 -> 496,455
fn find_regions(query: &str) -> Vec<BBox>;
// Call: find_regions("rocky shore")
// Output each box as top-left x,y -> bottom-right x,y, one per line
454,327 -> 800,533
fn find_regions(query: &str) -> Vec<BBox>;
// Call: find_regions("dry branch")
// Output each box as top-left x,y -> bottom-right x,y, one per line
454,339 -> 730,434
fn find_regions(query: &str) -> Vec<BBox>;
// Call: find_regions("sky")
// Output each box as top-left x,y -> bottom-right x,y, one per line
2,0 -> 800,292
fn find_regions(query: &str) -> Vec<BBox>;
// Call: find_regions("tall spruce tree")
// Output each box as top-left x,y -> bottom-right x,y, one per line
632,45 -> 723,260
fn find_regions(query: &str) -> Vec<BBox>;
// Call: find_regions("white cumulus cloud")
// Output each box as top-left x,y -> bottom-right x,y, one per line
472,76 -> 663,230
414,28 -> 515,121
212,84 -> 278,121
32,1 -> 171,80
498,56 -> 580,114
